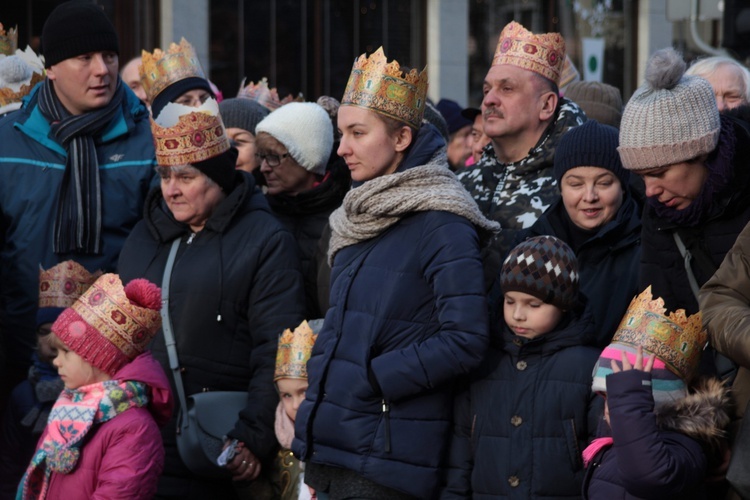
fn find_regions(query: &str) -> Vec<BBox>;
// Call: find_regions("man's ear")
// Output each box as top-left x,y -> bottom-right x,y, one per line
539,91 -> 558,122
394,126 -> 414,153
46,66 -> 58,81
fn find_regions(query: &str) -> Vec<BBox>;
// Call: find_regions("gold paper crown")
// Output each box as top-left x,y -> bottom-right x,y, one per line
140,38 -> 207,103
150,97 -> 230,166
341,47 -> 428,130
0,24 -> 18,56
237,77 -> 303,111
274,319 -> 320,381
492,21 -> 566,85
612,286 -> 706,381
39,261 -> 103,309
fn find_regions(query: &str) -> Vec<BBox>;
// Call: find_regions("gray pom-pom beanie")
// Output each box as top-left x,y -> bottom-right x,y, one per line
219,98 -> 269,134
255,102 -> 334,175
618,47 -> 720,171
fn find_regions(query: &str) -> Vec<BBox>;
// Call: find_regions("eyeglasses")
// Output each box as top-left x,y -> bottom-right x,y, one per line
255,152 -> 290,167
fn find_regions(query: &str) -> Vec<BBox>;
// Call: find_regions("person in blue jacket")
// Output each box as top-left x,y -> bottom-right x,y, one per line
444,235 -> 602,499
0,1 -> 156,417
292,47 -> 500,500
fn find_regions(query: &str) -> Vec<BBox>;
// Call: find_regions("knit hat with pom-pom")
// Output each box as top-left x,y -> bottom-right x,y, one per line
618,47 -> 720,171
51,274 -> 162,376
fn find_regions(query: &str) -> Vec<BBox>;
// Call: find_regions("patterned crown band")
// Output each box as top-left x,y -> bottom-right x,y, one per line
492,21 -> 566,85
0,24 -> 18,56
341,46 -> 428,130
237,77 -> 302,111
612,286 -> 706,381
274,319 -> 321,381
39,261 -> 103,309
140,38 -> 206,103
150,97 -> 230,166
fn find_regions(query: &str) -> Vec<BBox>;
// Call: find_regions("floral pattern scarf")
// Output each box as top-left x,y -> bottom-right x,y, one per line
17,379 -> 148,500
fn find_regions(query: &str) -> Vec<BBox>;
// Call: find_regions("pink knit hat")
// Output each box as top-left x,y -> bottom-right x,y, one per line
51,274 -> 162,376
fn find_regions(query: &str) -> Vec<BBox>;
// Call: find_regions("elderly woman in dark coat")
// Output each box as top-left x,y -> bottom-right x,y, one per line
118,98 -> 305,499
292,47 -> 499,500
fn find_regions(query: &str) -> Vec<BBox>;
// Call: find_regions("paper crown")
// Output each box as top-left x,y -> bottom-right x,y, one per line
0,46 -> 46,110
39,261 -> 102,309
274,319 -> 321,381
611,286 -> 706,381
0,24 -> 17,56
341,47 -> 428,130
492,21 -> 566,85
150,97 -> 230,166
237,77 -> 303,111
140,38 -> 207,104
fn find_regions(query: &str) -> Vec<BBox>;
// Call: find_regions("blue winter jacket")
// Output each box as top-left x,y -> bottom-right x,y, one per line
292,127 -> 491,499
444,313 -> 602,499
0,83 -> 156,365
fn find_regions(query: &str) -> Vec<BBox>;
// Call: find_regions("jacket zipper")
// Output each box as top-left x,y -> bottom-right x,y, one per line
382,399 -> 391,453
187,232 -> 196,244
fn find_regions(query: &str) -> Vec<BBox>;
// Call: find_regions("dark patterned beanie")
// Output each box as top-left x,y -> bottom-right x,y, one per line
500,235 -> 579,310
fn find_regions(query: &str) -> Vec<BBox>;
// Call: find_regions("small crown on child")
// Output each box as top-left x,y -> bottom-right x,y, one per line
492,21 -> 566,85
140,38 -> 206,104
612,286 -> 706,380
274,320 -> 320,381
0,24 -> 18,56
39,261 -> 103,309
341,46 -> 428,130
236,77 -> 302,111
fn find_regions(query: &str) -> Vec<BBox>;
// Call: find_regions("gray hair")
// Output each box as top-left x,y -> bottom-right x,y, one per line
686,55 -> 750,103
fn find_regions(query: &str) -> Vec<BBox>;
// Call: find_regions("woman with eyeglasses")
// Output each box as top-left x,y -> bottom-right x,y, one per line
255,101 -> 351,318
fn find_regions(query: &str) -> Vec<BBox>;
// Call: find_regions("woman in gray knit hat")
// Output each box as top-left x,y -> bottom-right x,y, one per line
219,97 -> 269,174
618,47 -> 750,322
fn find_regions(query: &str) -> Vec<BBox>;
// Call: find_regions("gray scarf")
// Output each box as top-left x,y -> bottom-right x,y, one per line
328,149 -> 501,264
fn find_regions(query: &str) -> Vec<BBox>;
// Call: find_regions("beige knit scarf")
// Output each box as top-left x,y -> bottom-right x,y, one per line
328,150 -> 501,264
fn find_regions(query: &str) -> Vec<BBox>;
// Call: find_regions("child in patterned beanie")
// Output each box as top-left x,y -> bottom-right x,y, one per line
17,274 -> 173,500
445,235 -> 602,498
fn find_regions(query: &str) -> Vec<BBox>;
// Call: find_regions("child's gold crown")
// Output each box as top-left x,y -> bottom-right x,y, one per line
0,24 -> 18,56
237,77 -> 302,111
341,46 -> 428,130
274,320 -> 320,381
39,261 -> 102,309
612,286 -> 706,380
140,38 -> 206,104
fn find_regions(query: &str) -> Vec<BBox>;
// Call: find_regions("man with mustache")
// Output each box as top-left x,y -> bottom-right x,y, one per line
0,1 -> 156,416
457,21 -> 586,289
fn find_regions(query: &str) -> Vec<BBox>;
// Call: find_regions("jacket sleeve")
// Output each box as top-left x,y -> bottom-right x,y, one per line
92,418 -> 164,500
441,379 -> 474,499
606,370 -> 706,498
229,227 -> 306,461
700,222 -> 750,369
369,215 -> 490,403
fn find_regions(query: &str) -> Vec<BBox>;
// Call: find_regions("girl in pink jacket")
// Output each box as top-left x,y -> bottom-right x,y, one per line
17,274 -> 173,500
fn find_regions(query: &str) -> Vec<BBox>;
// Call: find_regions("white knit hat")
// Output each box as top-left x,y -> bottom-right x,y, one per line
618,47 -> 720,171
255,102 -> 334,175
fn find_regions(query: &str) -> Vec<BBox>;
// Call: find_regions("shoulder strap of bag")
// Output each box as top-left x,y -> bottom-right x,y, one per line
672,231 -> 703,301
161,239 -> 189,416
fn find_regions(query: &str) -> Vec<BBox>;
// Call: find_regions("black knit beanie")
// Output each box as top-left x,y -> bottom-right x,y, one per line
41,1 -> 119,68
192,147 -> 238,193
219,98 -> 269,134
553,120 -> 629,187
151,77 -> 215,118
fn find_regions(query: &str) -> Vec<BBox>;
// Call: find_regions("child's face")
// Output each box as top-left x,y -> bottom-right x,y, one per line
503,291 -> 564,339
277,377 -> 308,422
51,337 -> 110,389
36,323 -> 57,365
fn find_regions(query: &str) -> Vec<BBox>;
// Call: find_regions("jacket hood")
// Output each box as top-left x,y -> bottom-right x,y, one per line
112,351 -> 174,427
655,377 -> 731,459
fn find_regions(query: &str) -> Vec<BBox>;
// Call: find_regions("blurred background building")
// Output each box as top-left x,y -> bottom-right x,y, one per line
4,0 -> 748,107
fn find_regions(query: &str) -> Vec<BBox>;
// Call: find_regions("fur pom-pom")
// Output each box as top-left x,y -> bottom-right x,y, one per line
123,278 -> 162,310
0,56 -> 33,86
645,47 -> 686,91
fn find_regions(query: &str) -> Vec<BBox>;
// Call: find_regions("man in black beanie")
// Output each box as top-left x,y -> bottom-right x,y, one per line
0,0 -> 157,416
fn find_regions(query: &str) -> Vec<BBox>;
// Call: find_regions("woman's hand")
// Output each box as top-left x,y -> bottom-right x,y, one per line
225,441 -> 261,482
611,345 -> 655,373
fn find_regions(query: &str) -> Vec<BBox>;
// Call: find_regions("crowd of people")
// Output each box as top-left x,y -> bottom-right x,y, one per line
1,1 -> 750,499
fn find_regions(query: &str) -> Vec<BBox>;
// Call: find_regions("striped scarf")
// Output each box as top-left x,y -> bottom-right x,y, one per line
17,379 -> 148,500
38,78 -> 126,254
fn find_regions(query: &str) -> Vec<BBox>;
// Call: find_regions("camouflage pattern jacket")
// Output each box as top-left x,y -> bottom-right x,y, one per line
458,97 -> 586,289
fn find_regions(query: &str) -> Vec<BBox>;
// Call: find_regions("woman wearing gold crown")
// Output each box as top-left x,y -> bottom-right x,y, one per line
117,94 -> 306,498
292,47 -> 499,499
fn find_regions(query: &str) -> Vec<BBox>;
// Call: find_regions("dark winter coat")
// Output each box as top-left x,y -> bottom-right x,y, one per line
118,172 -> 306,498
639,115 -> 750,316
293,134 -> 490,500
583,372 -> 731,500
444,312 -> 602,499
525,193 -> 641,347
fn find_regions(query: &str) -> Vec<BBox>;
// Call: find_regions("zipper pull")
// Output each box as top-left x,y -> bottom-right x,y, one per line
382,399 -> 391,453
187,232 -> 196,244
